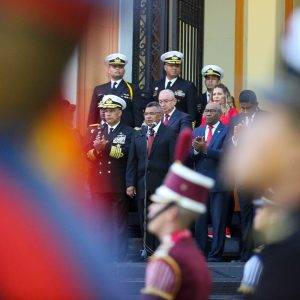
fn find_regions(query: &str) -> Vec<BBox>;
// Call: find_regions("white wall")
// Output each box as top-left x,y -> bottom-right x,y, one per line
62,47 -> 78,105
203,0 -> 236,95
119,0 -> 134,81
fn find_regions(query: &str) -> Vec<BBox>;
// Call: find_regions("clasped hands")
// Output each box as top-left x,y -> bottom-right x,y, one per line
192,136 -> 207,153
93,136 -> 108,153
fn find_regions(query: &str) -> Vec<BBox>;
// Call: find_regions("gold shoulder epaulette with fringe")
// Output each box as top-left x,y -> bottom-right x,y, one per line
88,123 -> 100,127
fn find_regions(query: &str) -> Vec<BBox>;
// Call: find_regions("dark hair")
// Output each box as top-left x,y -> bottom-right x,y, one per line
146,101 -> 162,111
239,90 -> 258,104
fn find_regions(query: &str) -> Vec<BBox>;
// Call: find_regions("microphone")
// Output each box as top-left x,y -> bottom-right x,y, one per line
146,122 -> 157,136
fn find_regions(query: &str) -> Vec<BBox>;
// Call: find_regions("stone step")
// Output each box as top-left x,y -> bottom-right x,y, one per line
116,262 -> 244,278
116,262 -> 244,297
127,237 -> 241,258
122,294 -> 243,300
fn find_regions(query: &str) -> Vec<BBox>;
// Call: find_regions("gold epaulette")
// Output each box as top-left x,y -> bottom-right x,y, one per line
88,123 -> 100,127
109,144 -> 124,159
124,81 -> 133,102
237,284 -> 255,295
134,126 -> 141,131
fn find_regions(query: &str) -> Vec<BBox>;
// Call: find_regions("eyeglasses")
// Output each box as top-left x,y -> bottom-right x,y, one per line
158,99 -> 174,104
204,109 -> 218,113
144,112 -> 161,116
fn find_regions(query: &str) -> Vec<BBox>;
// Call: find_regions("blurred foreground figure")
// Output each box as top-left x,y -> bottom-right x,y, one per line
226,90 -> 267,262
0,1 -> 124,299
223,8 -> 300,300
141,129 -> 212,300
238,193 -> 293,296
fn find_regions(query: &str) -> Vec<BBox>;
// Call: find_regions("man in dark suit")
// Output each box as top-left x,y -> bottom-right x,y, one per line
158,89 -> 192,134
226,90 -> 266,262
86,94 -> 134,261
87,53 -> 144,127
192,102 -> 230,262
151,51 -> 198,123
126,101 -> 176,257
196,64 -> 224,126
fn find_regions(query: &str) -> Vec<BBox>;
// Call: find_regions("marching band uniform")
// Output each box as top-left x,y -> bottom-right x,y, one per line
141,229 -> 211,300
141,151 -> 214,299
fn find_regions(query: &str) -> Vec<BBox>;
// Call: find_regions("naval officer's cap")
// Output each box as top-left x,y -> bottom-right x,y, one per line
160,51 -> 183,65
201,65 -> 224,79
105,53 -> 128,66
101,95 -> 127,110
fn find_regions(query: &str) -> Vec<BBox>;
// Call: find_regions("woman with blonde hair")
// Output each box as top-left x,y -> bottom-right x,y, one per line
200,83 -> 238,125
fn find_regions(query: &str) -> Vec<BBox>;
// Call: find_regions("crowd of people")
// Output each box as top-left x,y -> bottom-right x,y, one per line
85,49 -> 263,264
84,9 -> 300,295
2,0 -> 300,298
81,50 -> 268,300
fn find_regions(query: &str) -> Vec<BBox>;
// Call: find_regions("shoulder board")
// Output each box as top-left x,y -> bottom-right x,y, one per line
88,123 -> 100,127
134,127 -> 141,131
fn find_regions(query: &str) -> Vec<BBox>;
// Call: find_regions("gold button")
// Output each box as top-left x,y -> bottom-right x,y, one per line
180,183 -> 188,191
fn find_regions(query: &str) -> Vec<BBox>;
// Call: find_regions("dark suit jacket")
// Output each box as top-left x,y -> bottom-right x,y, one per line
86,122 -> 134,194
151,77 -> 198,122
195,92 -> 208,127
88,79 -> 144,127
165,109 -> 192,135
249,217 -> 300,300
226,109 -> 267,145
126,124 -> 176,199
192,122 -> 228,192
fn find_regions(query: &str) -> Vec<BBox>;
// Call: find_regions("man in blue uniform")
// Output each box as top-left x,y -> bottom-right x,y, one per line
196,64 -> 224,126
151,51 -> 198,123
86,94 -> 134,261
88,53 -> 144,127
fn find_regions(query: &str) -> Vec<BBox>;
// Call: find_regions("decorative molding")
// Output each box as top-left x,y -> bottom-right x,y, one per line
234,0 -> 244,109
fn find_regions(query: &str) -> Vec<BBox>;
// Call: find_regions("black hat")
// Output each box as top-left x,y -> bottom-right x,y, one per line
239,90 -> 258,104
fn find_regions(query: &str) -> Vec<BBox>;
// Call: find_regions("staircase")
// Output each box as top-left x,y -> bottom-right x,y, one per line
116,258 -> 244,299
123,211 -> 244,299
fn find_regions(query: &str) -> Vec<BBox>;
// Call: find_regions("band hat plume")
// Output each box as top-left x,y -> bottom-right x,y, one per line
150,128 -> 214,214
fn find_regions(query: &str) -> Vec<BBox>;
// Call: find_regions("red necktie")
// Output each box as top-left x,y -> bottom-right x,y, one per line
147,128 -> 155,156
163,114 -> 169,125
206,125 -> 213,146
